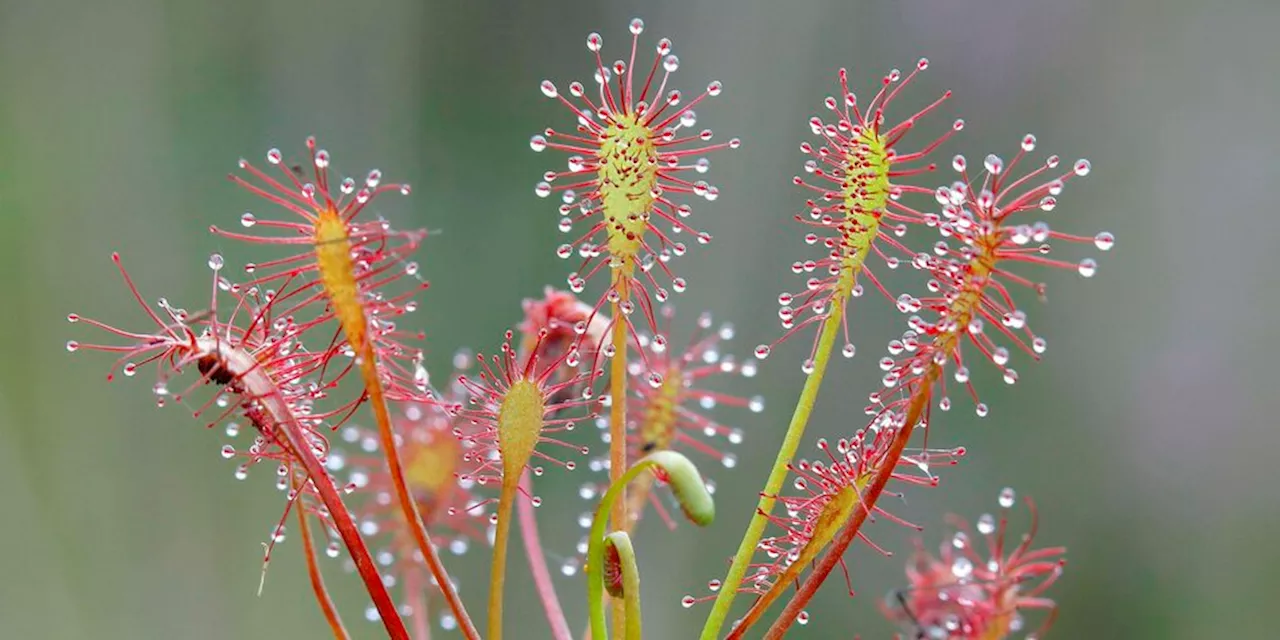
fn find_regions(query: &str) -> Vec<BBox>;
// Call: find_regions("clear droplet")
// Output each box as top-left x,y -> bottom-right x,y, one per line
977,513 -> 996,534
1078,258 -> 1098,278
998,487 -> 1016,508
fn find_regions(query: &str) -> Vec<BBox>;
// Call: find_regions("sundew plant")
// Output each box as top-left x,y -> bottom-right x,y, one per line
67,17 -> 1112,640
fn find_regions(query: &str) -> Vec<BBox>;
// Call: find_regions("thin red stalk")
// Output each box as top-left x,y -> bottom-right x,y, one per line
756,369 -> 939,640
356,347 -> 481,640
296,499 -> 349,640
276,411 -> 408,638
517,470 -> 573,640
406,564 -> 432,640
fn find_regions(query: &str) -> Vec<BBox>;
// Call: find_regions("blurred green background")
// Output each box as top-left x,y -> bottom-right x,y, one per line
3,0 -> 1279,638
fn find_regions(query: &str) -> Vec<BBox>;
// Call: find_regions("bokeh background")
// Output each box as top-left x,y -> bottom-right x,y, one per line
3,0 -> 1278,638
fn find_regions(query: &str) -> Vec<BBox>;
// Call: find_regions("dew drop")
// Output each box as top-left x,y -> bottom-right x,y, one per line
221,445 -> 235,459
977,513 -> 996,534
240,212 -> 257,227
681,595 -> 696,608
998,486 -> 1016,508
629,17 -> 644,34
984,154 -> 1004,175
796,611 -> 810,625
842,343 -> 857,358
1073,159 -> 1092,176
535,182 -> 552,198
65,340 -> 79,352
540,80 -> 558,98
1094,232 -> 1115,251
707,81 -> 723,96
530,135 -> 547,152
975,403 -> 989,417
208,254 -> 224,271
561,558 -> 580,576
1078,258 -> 1098,278
993,347 -> 1010,366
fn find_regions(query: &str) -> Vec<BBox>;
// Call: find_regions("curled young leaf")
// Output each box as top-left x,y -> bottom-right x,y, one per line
604,532 -> 643,640
646,450 -> 716,527
587,451 -> 715,640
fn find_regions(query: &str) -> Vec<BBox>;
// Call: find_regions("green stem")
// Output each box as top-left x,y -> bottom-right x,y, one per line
488,479 -> 518,640
608,274 -> 630,639
699,295 -> 846,639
